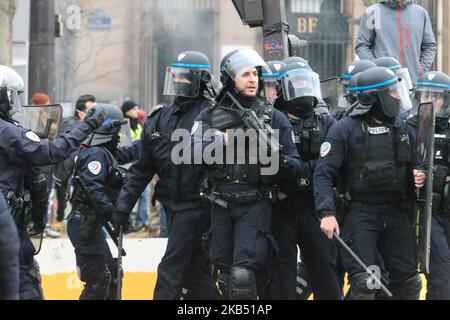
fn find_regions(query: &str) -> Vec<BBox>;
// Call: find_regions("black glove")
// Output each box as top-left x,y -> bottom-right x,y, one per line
83,108 -> 106,131
112,210 -> 130,232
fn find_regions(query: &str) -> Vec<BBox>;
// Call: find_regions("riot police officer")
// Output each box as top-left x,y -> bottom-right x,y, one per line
193,49 -> 301,300
261,61 -> 286,105
0,65 -> 105,300
67,104 -> 137,300
374,57 -> 414,119
269,62 -> 340,300
408,71 -> 450,300
0,67 -> 20,300
113,51 -> 220,300
334,60 -> 377,120
314,67 -> 422,300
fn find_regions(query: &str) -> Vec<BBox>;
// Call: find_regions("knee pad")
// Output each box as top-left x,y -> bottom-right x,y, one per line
80,267 -> 111,300
349,272 -> 376,300
392,274 -> 422,300
229,267 -> 257,300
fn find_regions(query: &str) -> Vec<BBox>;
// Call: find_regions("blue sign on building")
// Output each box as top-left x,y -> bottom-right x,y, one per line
87,10 -> 112,30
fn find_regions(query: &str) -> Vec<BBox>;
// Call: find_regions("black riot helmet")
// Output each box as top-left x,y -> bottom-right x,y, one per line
352,67 -> 413,118
0,65 -> 25,117
163,51 -> 213,99
83,104 -> 127,147
282,56 -> 310,67
340,60 -> 377,108
220,49 -> 240,86
262,60 -> 286,104
414,71 -> 450,119
374,56 -> 413,93
340,60 -> 377,87
275,62 -> 322,118
346,73 -> 362,105
217,49 -> 271,101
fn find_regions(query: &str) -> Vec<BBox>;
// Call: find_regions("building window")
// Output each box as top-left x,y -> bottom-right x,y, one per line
289,0 -> 343,14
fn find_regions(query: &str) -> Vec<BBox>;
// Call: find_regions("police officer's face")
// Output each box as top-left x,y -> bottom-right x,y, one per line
264,83 -> 277,104
421,92 -> 445,111
235,67 -> 259,97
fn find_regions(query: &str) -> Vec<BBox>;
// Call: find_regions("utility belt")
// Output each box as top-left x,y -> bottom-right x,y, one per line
6,191 -> 31,229
201,186 -> 278,209
349,201 -> 404,215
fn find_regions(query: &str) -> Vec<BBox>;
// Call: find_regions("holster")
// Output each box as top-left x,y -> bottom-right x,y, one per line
73,205 -> 97,240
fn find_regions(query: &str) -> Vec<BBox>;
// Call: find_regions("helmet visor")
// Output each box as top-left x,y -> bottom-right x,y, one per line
281,69 -> 322,102
415,91 -> 450,118
395,67 -> 413,92
263,82 -> 278,105
8,90 -> 24,115
163,67 -> 202,98
375,82 -> 413,117
118,118 -> 133,147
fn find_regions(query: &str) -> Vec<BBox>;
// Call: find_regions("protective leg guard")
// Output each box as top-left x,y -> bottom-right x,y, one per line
349,272 -> 376,300
229,267 -> 257,300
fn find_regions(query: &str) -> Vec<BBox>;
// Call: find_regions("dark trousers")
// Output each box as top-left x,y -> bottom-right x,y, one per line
18,230 -> 44,300
153,207 -> 219,300
209,200 -> 272,272
0,205 -> 20,300
269,201 -> 341,300
426,214 -> 450,300
341,208 -> 418,294
67,212 -> 115,300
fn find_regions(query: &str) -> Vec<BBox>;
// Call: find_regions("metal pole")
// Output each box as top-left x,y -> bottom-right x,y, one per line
261,0 -> 290,61
29,0 -> 55,102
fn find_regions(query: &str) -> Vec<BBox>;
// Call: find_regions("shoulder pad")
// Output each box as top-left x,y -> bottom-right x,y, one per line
148,104 -> 166,118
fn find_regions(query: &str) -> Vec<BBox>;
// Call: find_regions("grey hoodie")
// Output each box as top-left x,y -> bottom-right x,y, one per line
355,0 -> 436,84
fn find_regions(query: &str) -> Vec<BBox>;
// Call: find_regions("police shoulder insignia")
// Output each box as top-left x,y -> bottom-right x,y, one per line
320,142 -> 332,158
25,131 -> 41,143
87,161 -> 102,175
149,104 -> 166,118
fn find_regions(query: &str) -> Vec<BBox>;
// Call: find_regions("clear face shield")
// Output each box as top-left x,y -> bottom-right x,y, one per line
8,89 -> 25,115
118,118 -> 133,147
394,67 -> 413,92
280,69 -> 322,102
163,67 -> 202,98
223,49 -> 271,80
262,77 -> 278,105
368,81 -> 413,118
320,78 -> 346,114
414,87 -> 450,118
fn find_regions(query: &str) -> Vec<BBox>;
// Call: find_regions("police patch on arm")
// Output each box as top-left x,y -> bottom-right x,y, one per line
25,131 -> 41,143
320,142 -> 332,158
87,161 -> 102,175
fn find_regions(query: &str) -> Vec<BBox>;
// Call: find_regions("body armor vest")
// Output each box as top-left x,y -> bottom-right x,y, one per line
292,112 -> 326,167
346,118 -> 412,204
207,98 -> 275,186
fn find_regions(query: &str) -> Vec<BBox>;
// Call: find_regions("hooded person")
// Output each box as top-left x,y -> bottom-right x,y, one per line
355,0 -> 436,85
